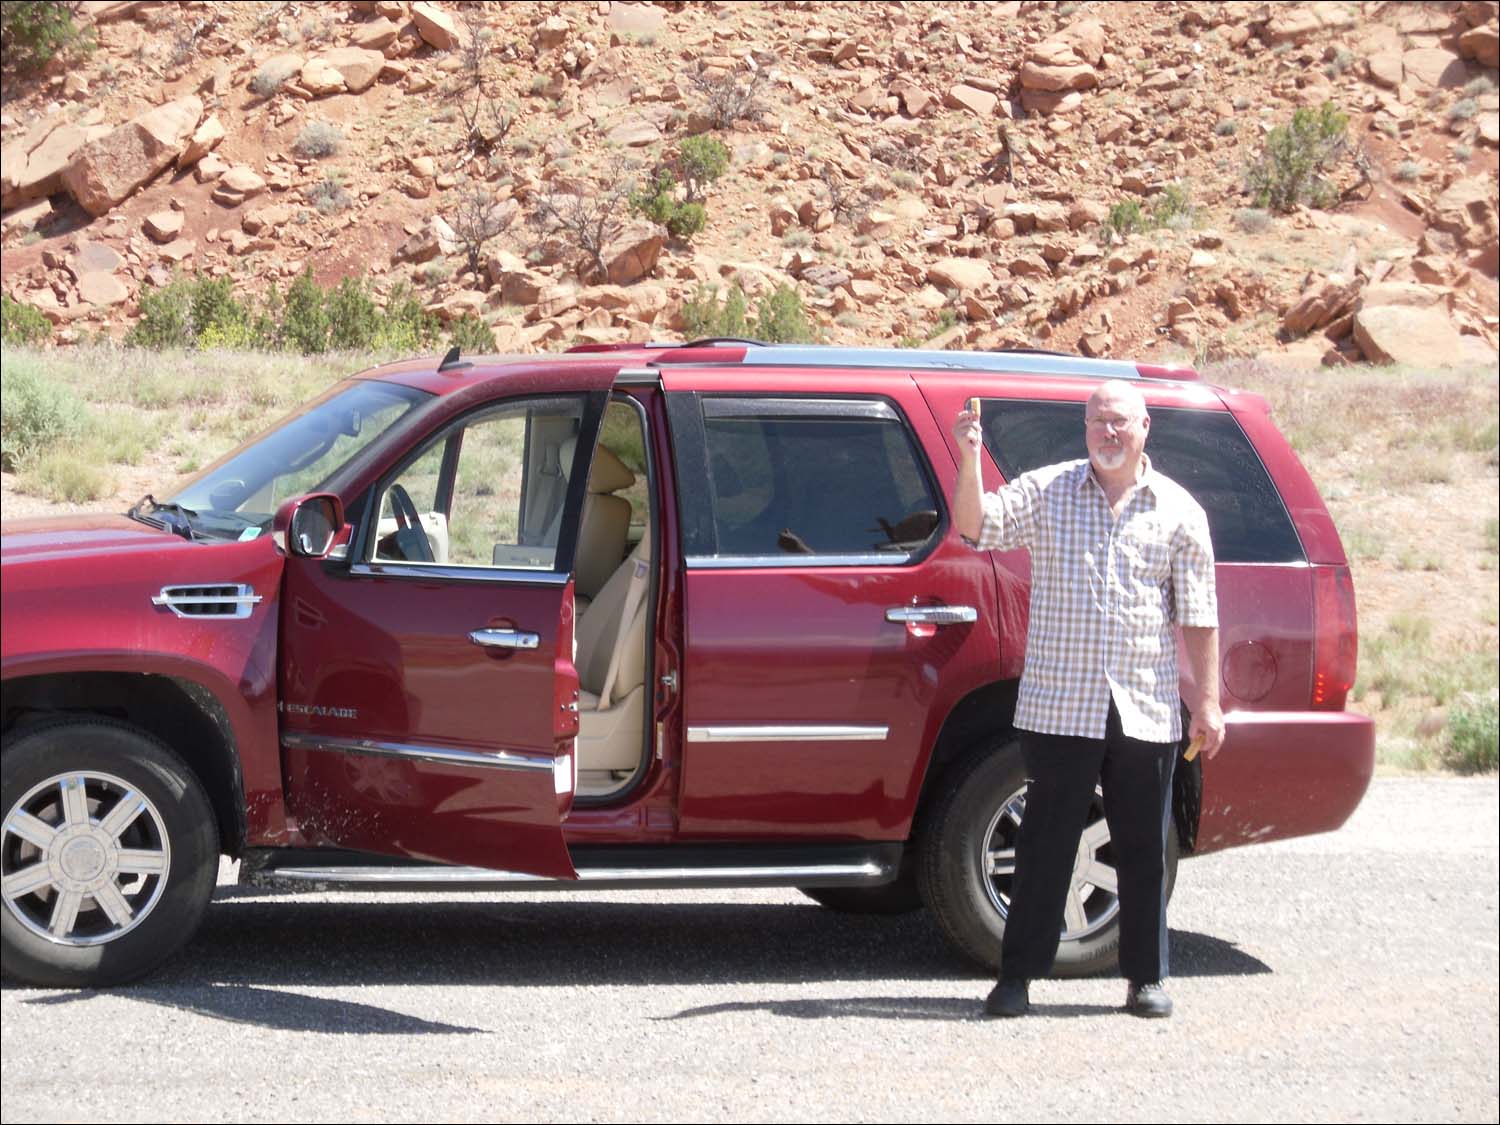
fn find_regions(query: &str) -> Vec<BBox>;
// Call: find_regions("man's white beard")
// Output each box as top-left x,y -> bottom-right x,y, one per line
1093,446 -> 1126,471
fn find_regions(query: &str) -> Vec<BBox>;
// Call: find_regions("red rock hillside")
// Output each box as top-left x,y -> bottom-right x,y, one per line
1,0 -> 1497,367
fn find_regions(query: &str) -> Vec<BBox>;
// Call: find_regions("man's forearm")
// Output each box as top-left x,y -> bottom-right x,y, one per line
953,450 -> 985,541
1182,626 -> 1220,714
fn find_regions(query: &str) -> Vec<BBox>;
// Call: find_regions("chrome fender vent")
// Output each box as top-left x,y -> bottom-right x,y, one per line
151,584 -> 262,619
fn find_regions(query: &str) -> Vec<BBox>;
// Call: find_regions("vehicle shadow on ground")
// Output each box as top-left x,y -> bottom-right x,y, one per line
4,899 -> 1269,1032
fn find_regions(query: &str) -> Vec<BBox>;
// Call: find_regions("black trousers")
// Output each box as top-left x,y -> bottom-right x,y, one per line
999,700 -> 1178,984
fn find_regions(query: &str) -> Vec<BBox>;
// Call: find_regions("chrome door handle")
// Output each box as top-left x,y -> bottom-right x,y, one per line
885,606 -> 978,625
469,628 -> 540,650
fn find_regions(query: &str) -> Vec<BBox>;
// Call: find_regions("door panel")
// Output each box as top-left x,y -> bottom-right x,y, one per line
278,388 -> 609,876
662,373 -> 998,839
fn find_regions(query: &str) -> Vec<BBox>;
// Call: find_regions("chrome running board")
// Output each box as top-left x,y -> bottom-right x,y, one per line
241,844 -> 902,892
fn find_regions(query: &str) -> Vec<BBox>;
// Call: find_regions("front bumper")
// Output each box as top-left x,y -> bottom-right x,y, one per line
1195,709 -> 1375,854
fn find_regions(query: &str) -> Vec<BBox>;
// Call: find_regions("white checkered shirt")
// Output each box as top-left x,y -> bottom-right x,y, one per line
972,456 -> 1218,742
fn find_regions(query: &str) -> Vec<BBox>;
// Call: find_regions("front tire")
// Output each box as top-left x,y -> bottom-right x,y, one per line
1,720 -> 219,988
918,738 -> 1177,977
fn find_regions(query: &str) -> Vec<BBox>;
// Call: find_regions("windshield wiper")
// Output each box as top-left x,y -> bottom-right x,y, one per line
128,495 -> 197,541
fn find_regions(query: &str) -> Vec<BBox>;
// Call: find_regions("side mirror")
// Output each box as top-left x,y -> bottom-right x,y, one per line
273,494 -> 345,559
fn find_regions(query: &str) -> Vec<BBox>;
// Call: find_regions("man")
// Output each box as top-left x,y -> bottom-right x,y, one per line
951,379 -> 1225,1019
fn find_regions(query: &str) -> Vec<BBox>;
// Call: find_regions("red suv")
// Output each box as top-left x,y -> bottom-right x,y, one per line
0,342 -> 1374,987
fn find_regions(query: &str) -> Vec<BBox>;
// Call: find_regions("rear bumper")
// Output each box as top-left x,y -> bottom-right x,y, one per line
1195,709 -> 1375,855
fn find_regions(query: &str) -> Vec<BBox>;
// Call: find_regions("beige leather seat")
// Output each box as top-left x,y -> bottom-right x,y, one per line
558,438 -> 635,605
575,528 -> 650,776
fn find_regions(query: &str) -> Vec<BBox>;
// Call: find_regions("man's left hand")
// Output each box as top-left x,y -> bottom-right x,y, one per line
1188,703 -> 1226,760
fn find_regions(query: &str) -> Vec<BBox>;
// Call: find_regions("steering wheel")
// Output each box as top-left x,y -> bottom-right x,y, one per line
388,484 -> 435,563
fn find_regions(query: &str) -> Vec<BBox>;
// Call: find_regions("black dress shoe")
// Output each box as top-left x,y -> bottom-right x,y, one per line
1125,980 -> 1173,1018
985,977 -> 1029,1018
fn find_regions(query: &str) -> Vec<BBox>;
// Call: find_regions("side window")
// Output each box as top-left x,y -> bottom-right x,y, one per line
371,397 -> 586,571
694,397 -> 942,562
978,399 -> 1305,563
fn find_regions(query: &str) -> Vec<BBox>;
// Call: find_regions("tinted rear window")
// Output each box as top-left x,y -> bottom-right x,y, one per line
979,399 -> 1304,563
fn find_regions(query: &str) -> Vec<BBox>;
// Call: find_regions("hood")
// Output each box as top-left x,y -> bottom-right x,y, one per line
1,512 -> 190,566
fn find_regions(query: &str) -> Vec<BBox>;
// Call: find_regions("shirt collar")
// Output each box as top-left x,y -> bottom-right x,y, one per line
1079,453 -> 1157,496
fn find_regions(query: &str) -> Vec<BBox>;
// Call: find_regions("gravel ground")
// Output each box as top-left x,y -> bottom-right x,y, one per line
2,775 -> 1496,1124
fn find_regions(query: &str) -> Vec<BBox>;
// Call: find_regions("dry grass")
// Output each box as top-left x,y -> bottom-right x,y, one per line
2,346 -> 375,505
1206,358 -> 1500,773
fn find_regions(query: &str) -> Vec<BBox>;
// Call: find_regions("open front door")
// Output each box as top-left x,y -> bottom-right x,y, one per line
278,386 -> 611,877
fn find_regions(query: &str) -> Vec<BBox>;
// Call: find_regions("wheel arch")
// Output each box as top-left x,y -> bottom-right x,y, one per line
1,671 -> 244,857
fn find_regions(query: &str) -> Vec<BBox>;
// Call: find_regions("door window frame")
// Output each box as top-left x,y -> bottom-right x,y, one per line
667,391 -> 949,570
346,390 -> 609,585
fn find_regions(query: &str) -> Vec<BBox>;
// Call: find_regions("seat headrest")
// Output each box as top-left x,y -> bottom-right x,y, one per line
560,437 -> 636,494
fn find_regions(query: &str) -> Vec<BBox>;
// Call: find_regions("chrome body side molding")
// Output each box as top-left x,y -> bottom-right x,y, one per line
685,725 -> 889,743
280,733 -> 554,773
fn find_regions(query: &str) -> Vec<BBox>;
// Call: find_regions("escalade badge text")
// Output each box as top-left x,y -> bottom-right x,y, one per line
279,702 -> 359,719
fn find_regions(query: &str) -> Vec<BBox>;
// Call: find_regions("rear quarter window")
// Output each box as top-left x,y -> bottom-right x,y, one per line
979,399 -> 1305,564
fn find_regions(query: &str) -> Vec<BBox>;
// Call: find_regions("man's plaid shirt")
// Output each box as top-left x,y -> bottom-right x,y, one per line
972,456 -> 1218,743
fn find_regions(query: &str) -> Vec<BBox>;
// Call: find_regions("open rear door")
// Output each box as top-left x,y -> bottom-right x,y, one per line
278,380 -> 615,877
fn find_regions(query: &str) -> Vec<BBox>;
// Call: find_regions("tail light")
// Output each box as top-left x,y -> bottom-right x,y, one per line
1311,565 -> 1358,710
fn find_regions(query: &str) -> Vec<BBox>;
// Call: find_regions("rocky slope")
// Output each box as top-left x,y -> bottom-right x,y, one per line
2,0 -> 1497,367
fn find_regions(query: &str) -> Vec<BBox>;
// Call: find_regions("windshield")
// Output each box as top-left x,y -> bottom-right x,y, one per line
162,380 -> 431,540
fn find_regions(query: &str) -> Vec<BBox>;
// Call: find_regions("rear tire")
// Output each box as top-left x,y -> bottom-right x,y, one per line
1,720 -> 219,988
918,737 -> 1177,977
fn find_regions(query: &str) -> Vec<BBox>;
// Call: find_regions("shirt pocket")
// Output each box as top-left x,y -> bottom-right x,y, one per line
1119,517 -> 1171,583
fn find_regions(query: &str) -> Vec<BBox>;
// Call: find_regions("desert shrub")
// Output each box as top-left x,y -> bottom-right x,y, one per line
448,312 -> 496,353
890,169 -> 921,190
449,182 -> 510,274
0,357 -> 87,470
189,276 -> 250,340
1444,693 -> 1498,773
280,269 -> 330,354
1234,207 -> 1272,233
677,134 -> 730,202
687,69 -> 765,129
531,169 -> 633,282
1245,101 -> 1350,212
292,121 -> 343,159
1454,143 -> 1474,161
18,447 -> 110,503
127,275 -> 251,350
127,278 -> 195,349
1,294 -> 52,346
1150,181 -> 1196,229
1105,200 -> 1148,238
680,283 -> 750,339
754,284 -> 813,344
308,172 -> 353,215
1448,97 -> 1479,123
1214,119 -> 1237,136
1,1 -> 92,73
1394,160 -> 1421,182
629,169 -> 705,241
248,53 -> 301,97
326,276 -> 382,351
377,283 -> 440,352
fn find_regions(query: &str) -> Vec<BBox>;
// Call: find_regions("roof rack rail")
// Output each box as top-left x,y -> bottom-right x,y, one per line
654,344 -> 1192,381
563,341 -> 1199,381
